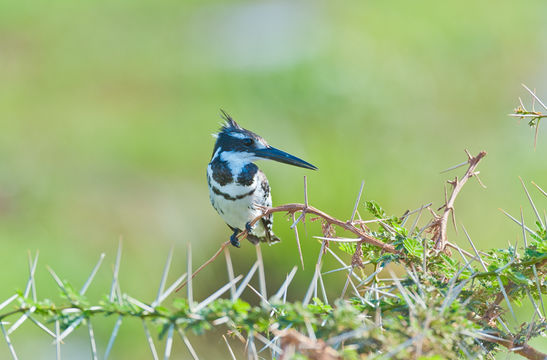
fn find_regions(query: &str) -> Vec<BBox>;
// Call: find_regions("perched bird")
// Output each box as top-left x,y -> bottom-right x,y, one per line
207,111 -> 317,247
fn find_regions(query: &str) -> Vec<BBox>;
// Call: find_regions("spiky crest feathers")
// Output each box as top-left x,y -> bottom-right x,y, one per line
215,110 -> 265,147
220,109 -> 242,131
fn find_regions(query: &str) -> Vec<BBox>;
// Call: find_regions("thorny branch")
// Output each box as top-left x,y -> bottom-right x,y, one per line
482,284 -> 515,325
482,255 -> 547,325
486,334 -> 547,360
169,148 -> 545,360
509,84 -> 546,149
432,150 -> 487,251
238,203 -> 399,255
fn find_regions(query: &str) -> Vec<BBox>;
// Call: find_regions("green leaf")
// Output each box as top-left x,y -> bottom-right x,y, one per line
365,200 -> 386,219
339,242 -> 356,255
403,237 -> 423,258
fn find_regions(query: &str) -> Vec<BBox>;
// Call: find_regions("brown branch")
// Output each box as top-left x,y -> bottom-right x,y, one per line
239,203 -> 399,255
484,335 -> 547,360
481,256 -> 546,324
481,283 -> 515,325
433,150 -> 487,251
176,241 -> 230,292
177,195 -> 399,292
275,329 -> 341,360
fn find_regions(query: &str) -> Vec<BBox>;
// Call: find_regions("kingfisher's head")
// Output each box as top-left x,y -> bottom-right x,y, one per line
211,110 -> 317,170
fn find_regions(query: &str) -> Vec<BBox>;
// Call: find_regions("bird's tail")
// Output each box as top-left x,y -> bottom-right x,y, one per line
247,232 -> 280,245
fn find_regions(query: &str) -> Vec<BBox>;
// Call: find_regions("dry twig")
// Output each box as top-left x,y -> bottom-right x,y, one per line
432,150 -> 487,251
238,204 -> 399,255
509,84 -> 546,149
484,334 -> 547,360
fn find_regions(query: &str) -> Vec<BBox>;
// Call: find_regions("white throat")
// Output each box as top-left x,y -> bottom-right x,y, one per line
220,150 -> 257,176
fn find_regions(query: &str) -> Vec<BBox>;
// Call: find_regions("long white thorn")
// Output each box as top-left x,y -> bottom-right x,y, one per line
255,245 -> 267,304
0,295 -> 18,312
222,335 -> 237,360
499,209 -> 536,235
1,322 -> 18,360
104,315 -> 123,359
462,225 -> 488,272
194,275 -> 243,312
8,307 -> 35,335
247,284 -> 272,307
177,328 -> 199,360
254,332 -> 283,354
187,243 -> 193,310
163,324 -> 174,360
341,268 -> 353,298
271,266 -> 298,302
292,213 -> 305,270
81,253 -> 105,296
303,266 -> 319,306
88,320 -> 98,360
142,320 -> 159,360
324,246 -> 363,283
318,270 -> 329,305
155,273 -> 187,307
55,320 -> 61,360
28,315 -> 56,338
388,269 -> 415,315
519,177 -> 544,228
155,247 -> 174,306
531,181 -> 547,198
25,251 -> 39,301
522,84 -> 547,110
350,180 -> 365,223
234,262 -> 259,300
224,247 -> 236,301
58,315 -> 84,341
110,240 -> 123,303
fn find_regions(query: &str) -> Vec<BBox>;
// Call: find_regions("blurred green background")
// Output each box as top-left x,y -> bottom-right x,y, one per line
1,0 -> 546,358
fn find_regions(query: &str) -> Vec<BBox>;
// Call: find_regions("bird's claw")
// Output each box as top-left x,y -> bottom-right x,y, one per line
245,221 -> 253,233
230,232 -> 241,248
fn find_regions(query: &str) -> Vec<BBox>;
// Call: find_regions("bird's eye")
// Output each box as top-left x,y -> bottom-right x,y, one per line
243,138 -> 254,146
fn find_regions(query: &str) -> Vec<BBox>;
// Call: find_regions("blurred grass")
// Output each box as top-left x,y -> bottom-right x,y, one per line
0,0 -> 546,358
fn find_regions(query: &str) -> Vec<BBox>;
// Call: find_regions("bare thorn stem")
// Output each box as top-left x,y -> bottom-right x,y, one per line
80,253 -> 105,296
222,335 -> 237,360
109,240 -> 123,303
462,225 -> 488,272
350,181 -> 365,224
519,177 -> 544,228
434,150 -> 487,251
522,84 -> 547,110
292,213 -> 305,270
520,207 -> 528,248
187,243 -> 193,308
255,245 -> 267,303
440,160 -> 469,174
245,203 -> 399,254
178,329 -> 200,360
154,247 -> 173,306
224,247 -> 236,301
531,181 -> 547,198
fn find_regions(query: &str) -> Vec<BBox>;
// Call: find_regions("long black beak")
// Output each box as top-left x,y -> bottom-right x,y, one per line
254,146 -> 317,170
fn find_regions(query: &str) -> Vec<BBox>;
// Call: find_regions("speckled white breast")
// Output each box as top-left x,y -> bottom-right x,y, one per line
207,164 -> 271,236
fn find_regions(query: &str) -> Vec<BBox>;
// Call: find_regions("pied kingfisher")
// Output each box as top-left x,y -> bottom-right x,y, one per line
207,111 -> 317,248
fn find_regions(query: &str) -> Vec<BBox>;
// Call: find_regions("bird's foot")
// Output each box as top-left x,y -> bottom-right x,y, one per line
245,221 -> 254,233
230,231 -> 241,248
